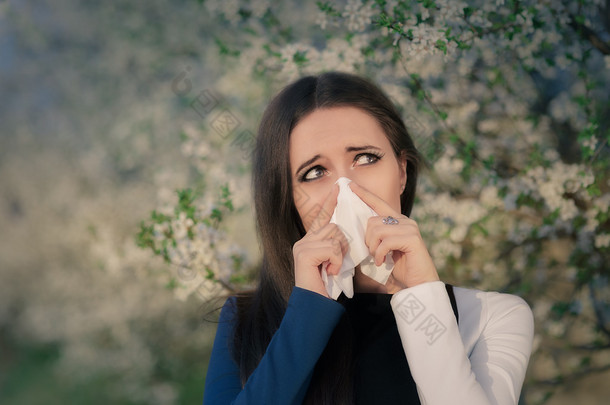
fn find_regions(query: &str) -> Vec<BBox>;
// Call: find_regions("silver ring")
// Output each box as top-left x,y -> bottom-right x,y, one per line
382,216 -> 399,225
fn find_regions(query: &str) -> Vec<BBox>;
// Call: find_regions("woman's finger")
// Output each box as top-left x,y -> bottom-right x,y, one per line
324,238 -> 346,276
296,240 -> 344,276
349,182 -> 398,217
373,235 -> 408,266
309,223 -> 350,259
365,215 -> 413,256
309,184 -> 339,233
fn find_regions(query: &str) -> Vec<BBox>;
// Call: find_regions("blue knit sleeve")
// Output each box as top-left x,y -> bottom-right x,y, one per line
202,287 -> 345,405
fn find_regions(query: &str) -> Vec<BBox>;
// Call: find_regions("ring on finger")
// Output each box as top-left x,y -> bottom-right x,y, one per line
382,215 -> 399,225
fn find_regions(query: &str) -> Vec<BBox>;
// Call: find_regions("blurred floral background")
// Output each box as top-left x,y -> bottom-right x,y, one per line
1,0 -> 609,404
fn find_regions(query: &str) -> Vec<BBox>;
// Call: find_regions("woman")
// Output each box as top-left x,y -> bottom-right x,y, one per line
203,72 -> 534,404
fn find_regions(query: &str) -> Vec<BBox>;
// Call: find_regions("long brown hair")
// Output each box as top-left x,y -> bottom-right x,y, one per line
232,72 -> 420,404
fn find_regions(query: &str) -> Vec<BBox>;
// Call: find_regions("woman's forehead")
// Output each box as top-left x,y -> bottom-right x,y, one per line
290,107 -> 388,146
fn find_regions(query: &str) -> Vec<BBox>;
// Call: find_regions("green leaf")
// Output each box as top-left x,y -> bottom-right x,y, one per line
231,254 -> 244,271
292,50 -> 309,65
214,37 -> 240,57
435,39 -> 447,54
543,209 -> 560,225
587,183 -> 601,197
230,274 -> 248,284
151,210 -> 172,224
211,208 -> 223,222
135,222 -> 155,249
316,1 -> 342,17
263,43 -> 282,58
205,267 -> 216,280
457,40 -> 472,50
473,223 -> 489,236
483,155 -> 495,170
165,278 -> 178,290
220,184 -> 234,211
375,12 -> 393,28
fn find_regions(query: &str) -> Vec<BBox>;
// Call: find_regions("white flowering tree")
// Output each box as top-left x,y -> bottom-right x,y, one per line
0,1 -> 247,403
136,0 -> 610,403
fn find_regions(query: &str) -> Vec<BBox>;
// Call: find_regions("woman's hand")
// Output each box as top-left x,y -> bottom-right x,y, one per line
292,184 -> 349,298
350,182 -> 440,294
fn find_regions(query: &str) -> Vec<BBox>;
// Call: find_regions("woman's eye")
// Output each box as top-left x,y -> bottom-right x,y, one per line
302,166 -> 326,181
354,153 -> 380,166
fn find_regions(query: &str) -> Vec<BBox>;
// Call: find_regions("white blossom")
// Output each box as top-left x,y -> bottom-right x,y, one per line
434,154 -> 465,185
204,0 -> 241,24
5,1 -> 610,401
480,186 -> 504,209
315,11 -> 330,30
582,136 -> 598,150
595,233 -> 610,249
342,0 -> 375,32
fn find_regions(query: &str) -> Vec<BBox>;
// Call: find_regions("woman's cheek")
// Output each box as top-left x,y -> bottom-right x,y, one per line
356,179 -> 401,211
293,193 -> 322,231
295,179 -> 339,227
298,204 -> 315,231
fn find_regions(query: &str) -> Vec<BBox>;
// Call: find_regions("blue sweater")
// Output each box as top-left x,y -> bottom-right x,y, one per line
203,282 -> 534,405
202,287 -> 345,404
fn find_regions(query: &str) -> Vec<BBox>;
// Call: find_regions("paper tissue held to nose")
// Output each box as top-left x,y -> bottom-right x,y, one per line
322,177 -> 394,300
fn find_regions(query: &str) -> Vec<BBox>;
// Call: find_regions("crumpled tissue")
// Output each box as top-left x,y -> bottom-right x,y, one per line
322,177 -> 394,300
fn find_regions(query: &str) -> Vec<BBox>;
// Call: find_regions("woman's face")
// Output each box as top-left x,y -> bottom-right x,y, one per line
289,106 -> 407,231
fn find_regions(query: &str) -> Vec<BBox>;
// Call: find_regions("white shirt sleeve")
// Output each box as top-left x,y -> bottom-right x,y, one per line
390,281 -> 534,405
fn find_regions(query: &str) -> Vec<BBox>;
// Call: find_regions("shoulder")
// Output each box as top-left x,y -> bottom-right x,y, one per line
215,293 -> 254,336
453,286 -> 532,319
452,286 -> 534,351
213,296 -> 239,339
218,288 -> 344,327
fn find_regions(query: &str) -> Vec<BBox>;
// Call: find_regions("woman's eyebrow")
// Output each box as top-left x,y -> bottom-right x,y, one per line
345,145 -> 382,152
295,154 -> 321,175
295,146 -> 382,174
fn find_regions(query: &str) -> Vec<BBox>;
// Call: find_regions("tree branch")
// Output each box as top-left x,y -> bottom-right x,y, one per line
569,15 -> 610,55
589,281 -> 610,338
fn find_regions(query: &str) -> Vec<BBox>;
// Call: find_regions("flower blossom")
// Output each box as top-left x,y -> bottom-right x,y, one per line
342,0 -> 375,32
581,136 -> 598,151
595,233 -> 610,249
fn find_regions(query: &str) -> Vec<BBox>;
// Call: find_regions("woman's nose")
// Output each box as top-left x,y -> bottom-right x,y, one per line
332,165 -> 358,184
329,174 -> 349,187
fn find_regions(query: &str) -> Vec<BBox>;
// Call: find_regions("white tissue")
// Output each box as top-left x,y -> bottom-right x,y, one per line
322,177 -> 394,300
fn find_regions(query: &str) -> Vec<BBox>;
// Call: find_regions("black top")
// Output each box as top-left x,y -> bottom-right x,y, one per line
341,285 -> 459,405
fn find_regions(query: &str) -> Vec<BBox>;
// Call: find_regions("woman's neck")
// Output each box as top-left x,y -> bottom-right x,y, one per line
353,266 -> 390,294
